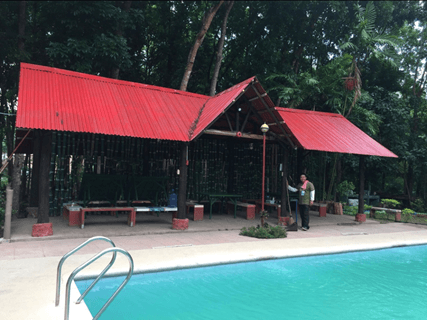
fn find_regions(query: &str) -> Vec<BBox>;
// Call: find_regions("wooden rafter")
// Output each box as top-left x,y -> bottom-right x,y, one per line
204,129 -> 272,140
250,84 -> 296,148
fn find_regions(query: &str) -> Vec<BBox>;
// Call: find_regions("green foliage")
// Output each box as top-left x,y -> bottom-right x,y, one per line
240,223 -> 287,239
380,199 -> 401,208
343,205 -> 358,216
1,176 -> 8,189
412,199 -> 425,213
402,208 -> 415,216
374,210 -> 387,219
343,204 -> 372,216
336,180 -> 355,196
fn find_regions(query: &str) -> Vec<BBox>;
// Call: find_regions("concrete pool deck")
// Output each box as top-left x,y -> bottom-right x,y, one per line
1,210 -> 427,319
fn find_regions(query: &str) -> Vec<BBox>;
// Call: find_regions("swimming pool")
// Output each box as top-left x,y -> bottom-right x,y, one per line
76,245 -> 427,319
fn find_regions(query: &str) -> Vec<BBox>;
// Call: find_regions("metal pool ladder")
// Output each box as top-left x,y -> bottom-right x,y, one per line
55,236 -> 134,320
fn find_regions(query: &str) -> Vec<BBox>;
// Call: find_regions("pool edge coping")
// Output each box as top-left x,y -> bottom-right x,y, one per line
74,238 -> 427,281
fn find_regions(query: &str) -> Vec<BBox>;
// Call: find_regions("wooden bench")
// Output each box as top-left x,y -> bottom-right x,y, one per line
227,201 -> 256,220
186,200 -> 204,221
79,207 -> 136,228
310,202 -> 327,217
370,207 -> 402,221
134,206 -> 178,223
63,203 -> 83,227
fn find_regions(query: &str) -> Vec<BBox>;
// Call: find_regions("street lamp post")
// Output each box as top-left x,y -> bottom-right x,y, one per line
260,123 -> 269,213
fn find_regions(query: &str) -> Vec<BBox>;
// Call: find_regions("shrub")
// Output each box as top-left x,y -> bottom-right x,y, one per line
380,199 -> 401,208
240,223 -> 287,239
374,210 -> 387,219
336,180 -> 355,196
402,208 -> 415,216
343,205 -> 358,216
412,198 -> 425,213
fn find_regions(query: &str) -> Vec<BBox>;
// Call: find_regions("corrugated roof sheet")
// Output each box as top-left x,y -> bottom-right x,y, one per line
17,63 -> 211,141
276,108 -> 398,158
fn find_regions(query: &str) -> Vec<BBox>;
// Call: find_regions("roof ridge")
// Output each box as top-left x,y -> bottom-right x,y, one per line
276,107 -> 344,118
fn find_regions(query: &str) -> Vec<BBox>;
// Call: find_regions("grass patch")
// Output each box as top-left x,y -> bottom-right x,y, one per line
240,223 -> 287,239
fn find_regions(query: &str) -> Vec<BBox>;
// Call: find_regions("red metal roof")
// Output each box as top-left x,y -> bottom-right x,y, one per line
275,108 -> 398,158
189,77 -> 256,139
16,63 -> 398,158
17,63 -> 211,141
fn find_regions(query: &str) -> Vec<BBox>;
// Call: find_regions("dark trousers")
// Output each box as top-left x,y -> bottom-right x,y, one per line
299,204 -> 310,229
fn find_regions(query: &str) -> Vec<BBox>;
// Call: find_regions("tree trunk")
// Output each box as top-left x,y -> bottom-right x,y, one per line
18,1 -> 26,52
111,1 -> 132,79
180,1 -> 223,92
209,1 -> 233,96
12,154 -> 24,217
5,113 -> 15,178
37,131 -> 52,224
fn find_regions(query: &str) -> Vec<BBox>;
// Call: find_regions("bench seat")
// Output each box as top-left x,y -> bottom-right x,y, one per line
227,201 -> 256,220
79,207 -> 135,229
186,200 -> 204,221
369,207 -> 402,221
134,206 -> 178,222
310,202 -> 327,217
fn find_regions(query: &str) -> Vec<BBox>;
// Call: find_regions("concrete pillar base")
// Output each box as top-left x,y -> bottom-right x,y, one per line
172,218 -> 189,230
355,213 -> 366,223
32,223 -> 53,237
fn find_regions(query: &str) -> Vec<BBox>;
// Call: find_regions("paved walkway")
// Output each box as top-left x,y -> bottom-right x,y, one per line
2,210 -> 427,319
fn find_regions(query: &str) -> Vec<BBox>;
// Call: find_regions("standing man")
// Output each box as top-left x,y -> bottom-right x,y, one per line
288,174 -> 315,231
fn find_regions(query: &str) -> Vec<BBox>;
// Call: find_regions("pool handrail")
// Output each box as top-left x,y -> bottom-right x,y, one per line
55,236 -> 117,307
64,247 -> 134,320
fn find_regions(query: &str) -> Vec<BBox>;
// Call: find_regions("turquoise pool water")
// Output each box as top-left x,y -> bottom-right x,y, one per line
76,245 -> 427,319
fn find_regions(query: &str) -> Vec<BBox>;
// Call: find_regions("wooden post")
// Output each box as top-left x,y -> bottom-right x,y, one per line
358,155 -> 365,215
177,142 -> 188,219
37,131 -> 52,223
280,147 -> 289,217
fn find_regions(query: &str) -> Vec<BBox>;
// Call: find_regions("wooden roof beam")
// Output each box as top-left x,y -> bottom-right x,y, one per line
204,129 -> 273,140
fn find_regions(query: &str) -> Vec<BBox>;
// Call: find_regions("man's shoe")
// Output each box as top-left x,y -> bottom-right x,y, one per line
302,227 -> 308,231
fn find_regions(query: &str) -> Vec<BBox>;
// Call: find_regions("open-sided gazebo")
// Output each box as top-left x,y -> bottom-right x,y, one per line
15,63 -> 397,231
